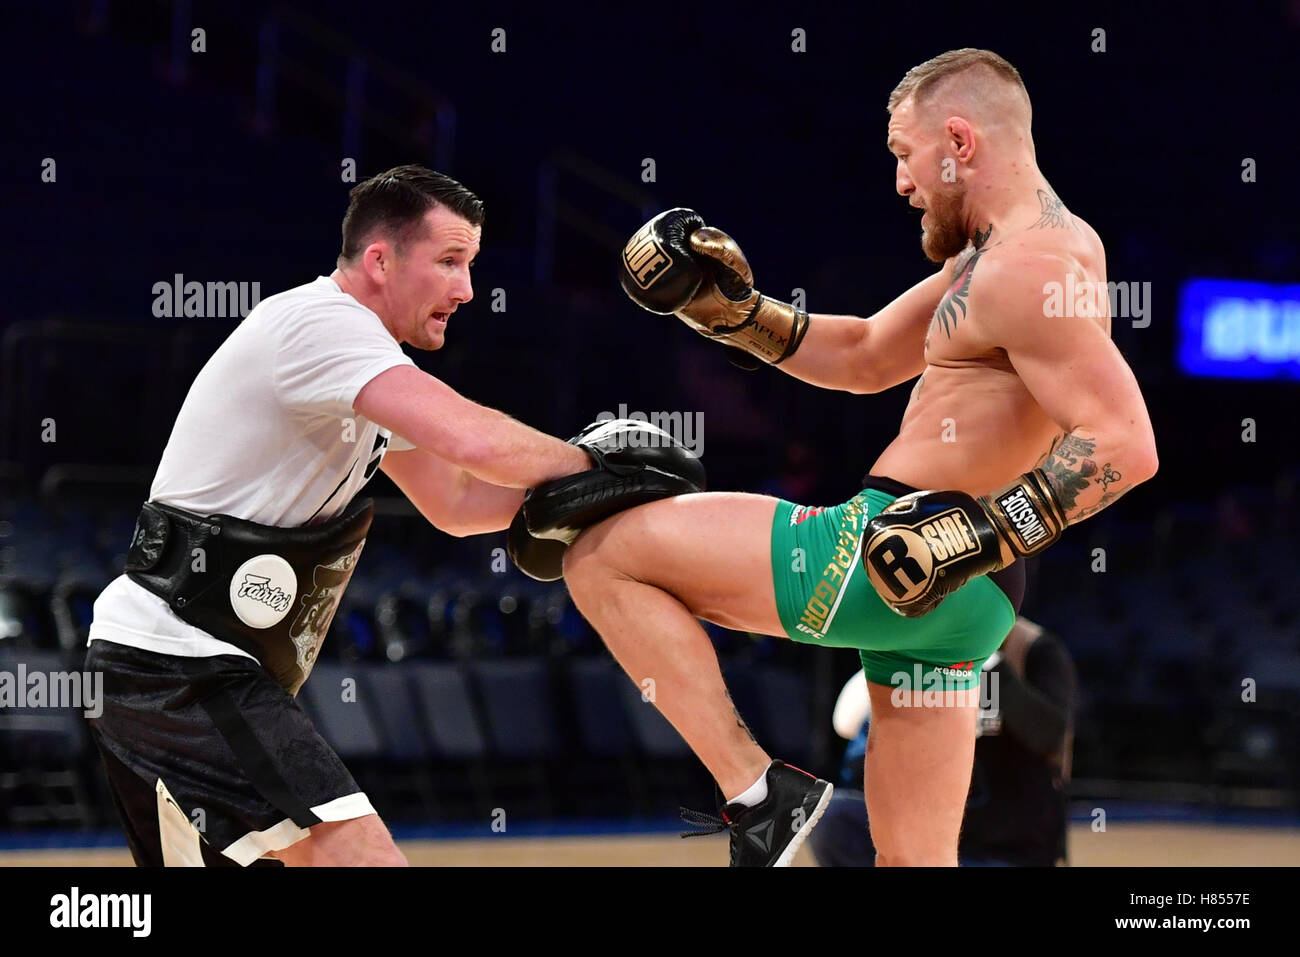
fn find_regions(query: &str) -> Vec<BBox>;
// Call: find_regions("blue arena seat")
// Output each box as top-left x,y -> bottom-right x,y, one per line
566,656 -> 634,758
748,664 -> 814,766
619,677 -> 691,759
406,661 -> 488,759
359,664 -> 430,763
296,662 -> 384,761
469,658 -> 561,759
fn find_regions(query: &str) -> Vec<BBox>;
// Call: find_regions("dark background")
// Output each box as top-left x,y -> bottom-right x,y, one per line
4,1 -> 1297,492
1,0 -> 1298,835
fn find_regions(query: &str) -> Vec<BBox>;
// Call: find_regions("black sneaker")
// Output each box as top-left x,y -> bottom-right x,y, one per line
680,760 -> 833,867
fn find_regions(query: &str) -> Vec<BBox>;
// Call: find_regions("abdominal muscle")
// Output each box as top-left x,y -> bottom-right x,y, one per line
868,361 -> 1060,497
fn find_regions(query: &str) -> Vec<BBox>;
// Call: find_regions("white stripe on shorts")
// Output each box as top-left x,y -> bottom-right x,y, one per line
156,778 -> 205,867
818,532 -> 863,637
220,791 -> 377,866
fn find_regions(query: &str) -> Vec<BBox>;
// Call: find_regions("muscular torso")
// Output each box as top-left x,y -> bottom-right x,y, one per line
871,211 -> 1109,495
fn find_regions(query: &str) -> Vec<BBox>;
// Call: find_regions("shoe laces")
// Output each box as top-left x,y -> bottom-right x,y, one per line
678,805 -> 731,838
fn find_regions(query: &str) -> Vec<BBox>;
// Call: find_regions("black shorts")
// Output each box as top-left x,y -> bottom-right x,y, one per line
85,639 -> 375,867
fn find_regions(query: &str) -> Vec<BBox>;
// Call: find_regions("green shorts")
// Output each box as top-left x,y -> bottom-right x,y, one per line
770,480 -> 1020,692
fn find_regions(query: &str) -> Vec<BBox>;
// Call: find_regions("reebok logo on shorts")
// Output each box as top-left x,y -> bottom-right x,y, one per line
937,661 -> 975,680
788,505 -> 826,526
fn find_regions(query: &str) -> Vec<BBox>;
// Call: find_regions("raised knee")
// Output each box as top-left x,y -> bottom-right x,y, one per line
562,528 -> 596,574
562,527 -> 615,589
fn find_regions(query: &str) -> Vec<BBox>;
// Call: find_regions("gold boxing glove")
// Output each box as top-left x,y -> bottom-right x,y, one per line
676,227 -> 810,365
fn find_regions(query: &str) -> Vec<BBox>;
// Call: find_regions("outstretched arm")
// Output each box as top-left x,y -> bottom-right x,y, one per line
354,365 -> 589,489
778,266 -> 950,394
380,448 -> 524,537
620,208 -> 950,395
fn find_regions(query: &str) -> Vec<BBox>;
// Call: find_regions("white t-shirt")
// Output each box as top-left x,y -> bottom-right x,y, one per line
89,276 -> 417,660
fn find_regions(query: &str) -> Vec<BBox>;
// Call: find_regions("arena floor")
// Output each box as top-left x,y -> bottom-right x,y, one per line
1,822 -> 1297,866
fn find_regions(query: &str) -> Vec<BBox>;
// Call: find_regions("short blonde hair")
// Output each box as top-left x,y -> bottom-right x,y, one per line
888,48 -> 1028,114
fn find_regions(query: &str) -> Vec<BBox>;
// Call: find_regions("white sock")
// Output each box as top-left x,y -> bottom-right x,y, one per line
727,765 -> 771,807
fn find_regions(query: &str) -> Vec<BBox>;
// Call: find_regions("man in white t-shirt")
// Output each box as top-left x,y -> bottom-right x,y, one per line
86,166 -> 592,867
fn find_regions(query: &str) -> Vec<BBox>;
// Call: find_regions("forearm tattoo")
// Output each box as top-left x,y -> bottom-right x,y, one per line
1041,433 -> 1097,510
1097,462 -> 1123,492
1038,432 -> 1129,520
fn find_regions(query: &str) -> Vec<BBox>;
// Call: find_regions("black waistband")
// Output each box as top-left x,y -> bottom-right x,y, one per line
860,474 -> 1026,615
859,474 -> 923,499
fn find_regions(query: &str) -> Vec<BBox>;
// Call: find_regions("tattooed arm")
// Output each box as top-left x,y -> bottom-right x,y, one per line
778,262 -> 954,395
1035,432 -> 1130,522
969,253 -> 1158,525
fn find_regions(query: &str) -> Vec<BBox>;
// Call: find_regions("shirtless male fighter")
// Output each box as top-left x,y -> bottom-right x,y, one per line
548,48 -> 1157,866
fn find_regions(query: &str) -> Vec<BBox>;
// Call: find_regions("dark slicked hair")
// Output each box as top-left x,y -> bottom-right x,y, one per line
339,165 -> 484,263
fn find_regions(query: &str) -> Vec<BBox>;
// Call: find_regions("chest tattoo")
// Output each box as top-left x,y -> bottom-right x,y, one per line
933,245 -> 986,339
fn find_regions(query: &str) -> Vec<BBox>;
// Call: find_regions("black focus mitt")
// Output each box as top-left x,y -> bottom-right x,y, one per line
506,418 -> 706,581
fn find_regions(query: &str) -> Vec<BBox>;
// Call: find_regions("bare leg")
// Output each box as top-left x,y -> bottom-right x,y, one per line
863,680 -> 977,866
267,814 -> 407,867
563,492 -> 786,799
